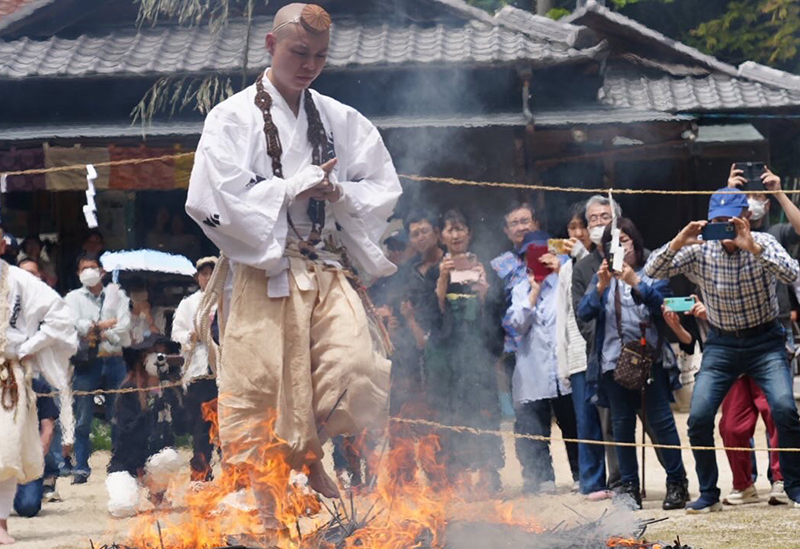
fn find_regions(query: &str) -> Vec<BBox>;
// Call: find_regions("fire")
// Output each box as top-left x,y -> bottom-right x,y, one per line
115,406 -> 658,549
125,411 -> 322,549
200,398 -> 218,446
607,537 -> 663,549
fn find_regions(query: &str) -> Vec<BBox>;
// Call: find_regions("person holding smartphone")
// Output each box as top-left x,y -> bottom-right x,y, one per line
577,218 -> 689,511
645,187 -> 800,513
507,231 -> 580,494
720,164 -> 800,506
423,209 -> 505,493
557,203 -> 610,499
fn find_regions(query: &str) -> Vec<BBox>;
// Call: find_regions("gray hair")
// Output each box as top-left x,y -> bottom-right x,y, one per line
584,195 -> 622,223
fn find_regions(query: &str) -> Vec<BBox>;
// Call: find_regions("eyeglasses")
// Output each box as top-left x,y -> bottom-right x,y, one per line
507,218 -> 534,228
410,227 -> 432,238
588,213 -> 613,224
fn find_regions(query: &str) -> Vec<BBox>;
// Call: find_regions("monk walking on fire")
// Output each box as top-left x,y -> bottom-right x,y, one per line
187,2 -> 401,532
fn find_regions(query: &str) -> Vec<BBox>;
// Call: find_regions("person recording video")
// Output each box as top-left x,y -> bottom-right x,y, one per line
423,209 -> 505,493
507,230 -> 580,495
105,334 -> 183,517
720,164 -> 799,506
577,218 -> 689,511
645,186 -> 800,513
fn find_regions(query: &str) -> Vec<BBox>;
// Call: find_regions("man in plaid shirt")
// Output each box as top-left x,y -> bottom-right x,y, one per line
646,187 -> 800,513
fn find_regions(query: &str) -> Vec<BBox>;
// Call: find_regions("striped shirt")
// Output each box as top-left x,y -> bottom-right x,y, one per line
644,232 -> 799,332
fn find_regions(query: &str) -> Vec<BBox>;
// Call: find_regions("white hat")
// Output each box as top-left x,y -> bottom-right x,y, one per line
195,256 -> 218,271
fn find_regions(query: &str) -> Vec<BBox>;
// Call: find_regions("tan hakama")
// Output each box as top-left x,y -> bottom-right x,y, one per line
0,362 -> 44,484
218,259 -> 390,471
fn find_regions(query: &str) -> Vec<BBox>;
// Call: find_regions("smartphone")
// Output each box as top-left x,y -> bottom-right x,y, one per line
602,241 -> 616,272
548,238 -> 568,255
701,222 -> 736,241
526,244 -> 553,282
664,296 -> 696,313
450,253 -> 480,284
451,253 -> 477,271
734,162 -> 766,190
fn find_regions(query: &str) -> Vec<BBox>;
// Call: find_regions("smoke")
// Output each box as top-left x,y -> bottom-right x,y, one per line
444,500 -> 643,548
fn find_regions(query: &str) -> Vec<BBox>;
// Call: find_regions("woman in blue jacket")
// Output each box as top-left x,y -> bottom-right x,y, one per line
577,218 -> 688,511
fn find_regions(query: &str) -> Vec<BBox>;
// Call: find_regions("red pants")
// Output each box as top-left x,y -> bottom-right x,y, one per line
719,376 -> 782,491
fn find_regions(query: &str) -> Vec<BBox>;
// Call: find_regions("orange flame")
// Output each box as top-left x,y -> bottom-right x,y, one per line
125,411 -> 321,548
119,404 -> 650,549
607,537 -> 663,549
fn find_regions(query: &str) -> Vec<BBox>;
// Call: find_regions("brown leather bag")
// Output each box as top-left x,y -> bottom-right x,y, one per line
612,283 -> 659,391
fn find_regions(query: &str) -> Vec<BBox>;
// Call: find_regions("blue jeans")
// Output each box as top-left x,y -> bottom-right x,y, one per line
44,417 -> 63,477
14,478 -> 43,517
73,356 -> 126,476
689,323 -> 800,502
570,371 -> 607,494
601,364 -> 687,488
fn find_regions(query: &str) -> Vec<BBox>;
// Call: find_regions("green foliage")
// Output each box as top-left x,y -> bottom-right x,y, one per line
90,419 -> 112,452
131,75 -> 236,131
608,0 -> 673,7
547,7 -> 571,19
133,0 -> 255,127
691,0 -> 800,66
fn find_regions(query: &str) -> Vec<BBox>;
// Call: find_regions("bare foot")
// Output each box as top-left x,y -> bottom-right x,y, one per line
307,461 -> 340,499
0,522 -> 15,545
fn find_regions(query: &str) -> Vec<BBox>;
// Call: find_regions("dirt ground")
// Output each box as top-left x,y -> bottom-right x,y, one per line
6,411 -> 797,548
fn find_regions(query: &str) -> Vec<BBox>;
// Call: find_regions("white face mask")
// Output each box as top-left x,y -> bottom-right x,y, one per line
79,268 -> 102,288
570,240 -> 586,259
589,226 -> 606,246
748,198 -> 767,221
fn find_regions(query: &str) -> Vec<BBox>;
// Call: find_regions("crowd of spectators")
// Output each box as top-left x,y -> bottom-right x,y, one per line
349,164 -> 800,513
7,165 -> 800,530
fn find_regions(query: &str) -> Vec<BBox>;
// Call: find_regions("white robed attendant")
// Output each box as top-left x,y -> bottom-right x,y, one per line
172,289 -> 211,386
186,3 -> 401,514
0,259 -> 78,544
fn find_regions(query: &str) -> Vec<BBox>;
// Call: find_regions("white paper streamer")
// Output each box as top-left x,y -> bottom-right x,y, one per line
83,164 -> 98,228
0,174 -> 7,194
608,189 -> 624,272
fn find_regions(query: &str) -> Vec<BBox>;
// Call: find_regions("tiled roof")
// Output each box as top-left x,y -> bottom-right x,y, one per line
738,61 -> 800,93
0,15 -> 606,80
600,65 -> 800,112
492,5 -> 599,49
563,1 -> 737,76
0,107 -> 693,142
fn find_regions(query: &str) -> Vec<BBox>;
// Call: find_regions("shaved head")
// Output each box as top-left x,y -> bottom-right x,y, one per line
266,3 -> 331,100
272,3 -> 331,40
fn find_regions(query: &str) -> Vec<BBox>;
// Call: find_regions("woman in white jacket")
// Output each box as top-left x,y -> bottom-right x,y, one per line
555,204 -> 609,498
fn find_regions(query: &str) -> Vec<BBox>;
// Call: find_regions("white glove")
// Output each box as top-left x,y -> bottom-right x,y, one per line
285,165 -> 325,201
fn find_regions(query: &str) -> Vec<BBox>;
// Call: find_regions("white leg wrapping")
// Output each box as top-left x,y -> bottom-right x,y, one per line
143,447 -> 182,495
106,471 -> 141,518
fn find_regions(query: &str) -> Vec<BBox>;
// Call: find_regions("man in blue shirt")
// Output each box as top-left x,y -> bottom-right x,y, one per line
507,231 -> 579,493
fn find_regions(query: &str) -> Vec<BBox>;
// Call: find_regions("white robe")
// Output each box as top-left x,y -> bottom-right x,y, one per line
0,264 -> 78,483
186,71 -> 402,281
171,290 -> 211,384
